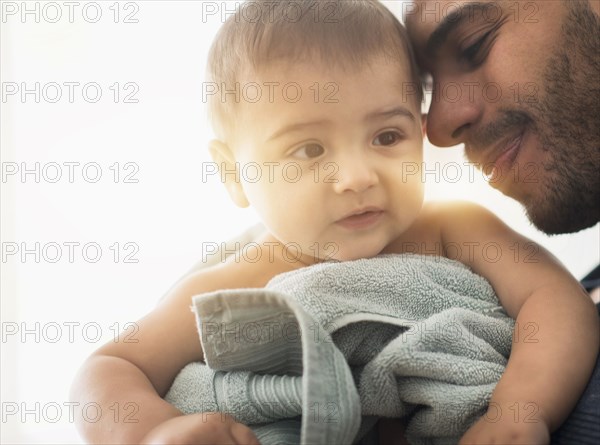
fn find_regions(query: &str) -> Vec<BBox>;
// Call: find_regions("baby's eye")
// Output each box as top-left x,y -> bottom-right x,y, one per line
293,143 -> 325,159
373,131 -> 402,147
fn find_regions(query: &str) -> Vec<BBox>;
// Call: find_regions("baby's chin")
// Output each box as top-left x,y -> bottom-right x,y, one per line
327,245 -> 386,263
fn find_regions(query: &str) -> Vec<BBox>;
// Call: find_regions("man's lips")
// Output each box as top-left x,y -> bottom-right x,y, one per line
335,207 -> 384,230
472,130 -> 525,182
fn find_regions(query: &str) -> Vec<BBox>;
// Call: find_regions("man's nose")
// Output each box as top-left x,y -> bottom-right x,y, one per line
425,78 -> 484,147
332,153 -> 379,194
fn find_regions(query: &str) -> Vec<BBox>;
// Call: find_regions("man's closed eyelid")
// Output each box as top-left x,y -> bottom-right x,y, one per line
461,35 -> 487,61
459,28 -> 500,67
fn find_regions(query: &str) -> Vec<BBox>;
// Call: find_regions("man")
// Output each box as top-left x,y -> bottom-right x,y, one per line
405,1 -> 599,443
405,0 -> 599,235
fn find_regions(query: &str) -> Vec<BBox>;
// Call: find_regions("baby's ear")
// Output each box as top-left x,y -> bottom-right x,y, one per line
421,114 -> 427,139
208,139 -> 250,208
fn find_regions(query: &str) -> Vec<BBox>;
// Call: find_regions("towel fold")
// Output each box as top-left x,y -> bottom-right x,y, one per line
166,254 -> 514,444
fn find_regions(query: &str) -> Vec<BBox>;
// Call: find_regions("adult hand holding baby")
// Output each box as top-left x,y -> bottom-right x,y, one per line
140,412 -> 259,445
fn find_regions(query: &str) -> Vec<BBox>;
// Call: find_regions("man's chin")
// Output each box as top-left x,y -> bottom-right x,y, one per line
525,202 -> 600,235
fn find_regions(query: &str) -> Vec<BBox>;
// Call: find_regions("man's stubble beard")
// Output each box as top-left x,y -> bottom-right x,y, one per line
523,0 -> 600,234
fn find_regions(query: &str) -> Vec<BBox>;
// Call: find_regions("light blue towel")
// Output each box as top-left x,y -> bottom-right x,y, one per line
166,254 -> 514,444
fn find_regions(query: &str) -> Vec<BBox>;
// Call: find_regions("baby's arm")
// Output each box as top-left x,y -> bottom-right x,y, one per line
437,202 -> 599,444
69,265 -> 261,444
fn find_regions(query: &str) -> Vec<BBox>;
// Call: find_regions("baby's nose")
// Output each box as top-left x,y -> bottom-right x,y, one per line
331,156 -> 378,194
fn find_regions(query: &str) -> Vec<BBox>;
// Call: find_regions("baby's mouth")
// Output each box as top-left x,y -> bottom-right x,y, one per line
336,208 -> 384,230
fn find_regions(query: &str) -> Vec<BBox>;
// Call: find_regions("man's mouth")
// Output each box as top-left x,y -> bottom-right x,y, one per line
336,207 -> 384,230
469,130 -> 526,184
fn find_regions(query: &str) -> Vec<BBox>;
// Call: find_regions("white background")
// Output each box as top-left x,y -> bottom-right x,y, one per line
1,1 -> 598,443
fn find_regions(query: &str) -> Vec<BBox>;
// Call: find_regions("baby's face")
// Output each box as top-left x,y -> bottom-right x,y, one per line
230,57 -> 424,262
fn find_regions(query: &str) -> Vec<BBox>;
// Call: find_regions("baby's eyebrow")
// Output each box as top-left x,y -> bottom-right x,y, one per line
266,107 -> 415,143
426,2 -> 492,57
365,106 -> 416,122
266,119 -> 330,142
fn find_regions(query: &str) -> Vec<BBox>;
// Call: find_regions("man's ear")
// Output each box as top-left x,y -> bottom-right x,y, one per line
421,114 -> 427,139
208,139 -> 250,208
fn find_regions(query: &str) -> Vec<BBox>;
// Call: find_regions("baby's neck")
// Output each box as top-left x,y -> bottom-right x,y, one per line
255,232 -> 330,271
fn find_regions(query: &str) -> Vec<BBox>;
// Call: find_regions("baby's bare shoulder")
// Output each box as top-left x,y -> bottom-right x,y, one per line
420,200 -> 490,219
385,201 -> 498,256
181,247 -> 293,294
418,201 -> 501,237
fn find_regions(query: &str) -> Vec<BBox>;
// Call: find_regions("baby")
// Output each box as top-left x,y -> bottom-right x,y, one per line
71,1 -> 599,444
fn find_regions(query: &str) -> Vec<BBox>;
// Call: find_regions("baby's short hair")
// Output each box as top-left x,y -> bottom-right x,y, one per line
206,0 -> 423,142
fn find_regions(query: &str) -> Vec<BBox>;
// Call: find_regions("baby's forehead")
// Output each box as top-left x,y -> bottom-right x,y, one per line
207,0 -> 424,141
245,54 -> 414,84
235,60 -> 419,115
229,56 -> 420,123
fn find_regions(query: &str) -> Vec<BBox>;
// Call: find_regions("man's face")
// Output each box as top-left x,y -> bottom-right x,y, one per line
406,0 -> 600,234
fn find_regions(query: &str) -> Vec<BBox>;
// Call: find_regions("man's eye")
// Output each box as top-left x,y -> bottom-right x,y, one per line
461,30 -> 493,66
293,143 -> 325,159
462,39 -> 484,61
373,131 -> 402,146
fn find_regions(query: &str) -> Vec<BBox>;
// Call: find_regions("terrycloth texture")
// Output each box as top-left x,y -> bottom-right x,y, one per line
166,254 -> 514,445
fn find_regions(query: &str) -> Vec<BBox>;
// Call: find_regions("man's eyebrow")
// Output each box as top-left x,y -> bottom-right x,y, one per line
365,106 -> 416,122
266,119 -> 329,142
426,2 -> 492,57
